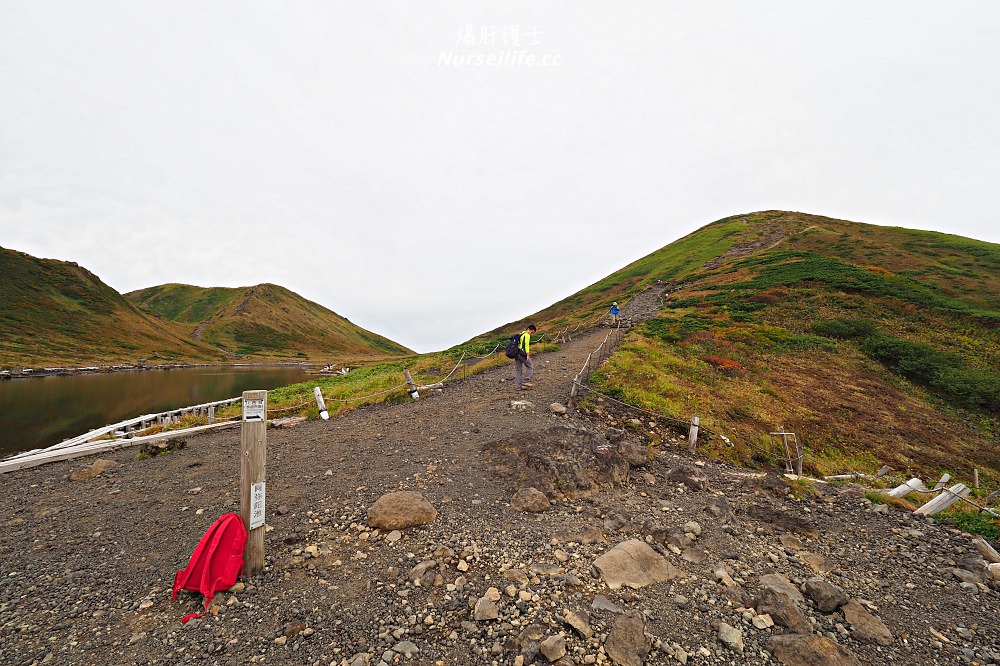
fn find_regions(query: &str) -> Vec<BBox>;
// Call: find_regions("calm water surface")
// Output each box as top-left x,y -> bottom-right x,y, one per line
0,366 -> 310,456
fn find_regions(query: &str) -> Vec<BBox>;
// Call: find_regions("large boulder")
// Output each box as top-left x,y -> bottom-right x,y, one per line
594,539 -> 681,590
367,491 -> 437,530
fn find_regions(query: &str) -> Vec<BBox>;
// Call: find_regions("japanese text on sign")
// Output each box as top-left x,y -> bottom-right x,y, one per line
243,398 -> 265,422
249,481 -> 266,530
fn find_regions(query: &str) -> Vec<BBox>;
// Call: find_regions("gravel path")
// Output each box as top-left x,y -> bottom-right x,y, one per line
1,325 -> 998,666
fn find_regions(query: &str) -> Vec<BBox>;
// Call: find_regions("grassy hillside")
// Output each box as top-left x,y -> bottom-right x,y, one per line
0,247 -> 225,367
475,211 -> 1000,483
127,283 -> 412,361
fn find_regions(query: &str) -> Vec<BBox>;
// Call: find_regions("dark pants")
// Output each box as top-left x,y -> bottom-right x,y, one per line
515,355 -> 532,389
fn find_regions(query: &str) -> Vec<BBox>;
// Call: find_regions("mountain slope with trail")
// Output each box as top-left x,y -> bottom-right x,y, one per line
1,325 -> 997,665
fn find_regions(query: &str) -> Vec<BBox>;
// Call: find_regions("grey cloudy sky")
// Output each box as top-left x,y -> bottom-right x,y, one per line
1,2 -> 998,353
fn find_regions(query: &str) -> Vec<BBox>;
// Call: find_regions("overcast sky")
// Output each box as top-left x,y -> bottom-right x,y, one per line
1,2 -> 998,353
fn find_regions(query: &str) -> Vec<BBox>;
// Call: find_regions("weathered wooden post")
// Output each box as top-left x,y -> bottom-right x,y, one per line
208,405 -> 215,424
404,370 -> 419,400
974,469 -> 980,489
314,386 -> 329,420
240,390 -> 267,577
688,416 -> 699,453
914,483 -> 970,516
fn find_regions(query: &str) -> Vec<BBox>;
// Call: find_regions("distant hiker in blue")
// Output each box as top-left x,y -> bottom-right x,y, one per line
609,302 -> 621,326
514,324 -> 536,391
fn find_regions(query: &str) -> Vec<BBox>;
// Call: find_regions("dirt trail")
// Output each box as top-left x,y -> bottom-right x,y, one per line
2,321 -> 998,666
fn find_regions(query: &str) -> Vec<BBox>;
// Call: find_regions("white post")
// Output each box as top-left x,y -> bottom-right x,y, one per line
914,483 -> 970,516
314,386 -> 329,420
688,416 -> 700,453
404,370 -> 419,400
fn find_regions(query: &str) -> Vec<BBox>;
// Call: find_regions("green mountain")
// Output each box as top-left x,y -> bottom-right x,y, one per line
126,283 -> 412,360
485,211 -> 1000,481
0,247 -> 222,367
0,247 -> 412,367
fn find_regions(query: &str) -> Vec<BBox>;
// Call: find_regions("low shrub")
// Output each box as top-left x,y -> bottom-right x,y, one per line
810,318 -> 876,340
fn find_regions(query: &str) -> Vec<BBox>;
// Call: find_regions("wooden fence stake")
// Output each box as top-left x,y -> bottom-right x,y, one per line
933,473 -> 951,490
314,386 -> 329,420
974,469 -> 980,489
404,370 -> 419,400
972,536 -> 1000,564
688,416 -> 699,453
208,405 -> 215,424
240,390 -> 267,577
886,477 -> 929,497
913,483 -> 970,516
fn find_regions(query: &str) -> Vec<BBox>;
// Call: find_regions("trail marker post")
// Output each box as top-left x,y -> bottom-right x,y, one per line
240,390 -> 267,577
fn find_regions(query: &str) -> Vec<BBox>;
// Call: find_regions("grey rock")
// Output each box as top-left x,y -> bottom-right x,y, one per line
594,539 -> 682,590
563,608 -> 594,639
667,466 -> 709,491
474,597 -> 499,621
804,578 -> 849,613
756,588 -> 810,634
841,600 -> 893,645
760,573 -> 805,604
718,622 -> 745,655
592,595 -> 624,614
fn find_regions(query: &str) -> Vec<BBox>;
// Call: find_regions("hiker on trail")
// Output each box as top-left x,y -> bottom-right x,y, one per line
609,302 -> 621,326
514,324 -> 536,391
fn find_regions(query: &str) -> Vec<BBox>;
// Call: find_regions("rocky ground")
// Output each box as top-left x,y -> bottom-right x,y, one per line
1,318 -> 999,666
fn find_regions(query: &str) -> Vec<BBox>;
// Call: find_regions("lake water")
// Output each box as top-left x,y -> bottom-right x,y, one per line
0,366 -> 310,457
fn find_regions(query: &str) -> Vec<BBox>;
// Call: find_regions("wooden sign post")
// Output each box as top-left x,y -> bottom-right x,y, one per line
240,390 -> 267,577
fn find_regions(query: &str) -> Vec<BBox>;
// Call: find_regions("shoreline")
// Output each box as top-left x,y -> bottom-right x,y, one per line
0,360 -> 315,380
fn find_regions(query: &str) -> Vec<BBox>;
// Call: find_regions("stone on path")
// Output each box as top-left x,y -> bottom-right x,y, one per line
804,577 -> 849,612
69,459 -> 117,481
594,539 -> 681,590
511,487 -> 550,513
718,622 -> 744,654
841,600 -> 893,645
759,573 -> 805,604
605,613 -> 649,666
769,634 -> 862,666
366,491 -> 437,530
563,608 -> 594,639
539,634 -> 566,661
474,597 -> 499,621
667,466 -> 709,491
756,587 -> 810,634
548,402 -> 567,415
